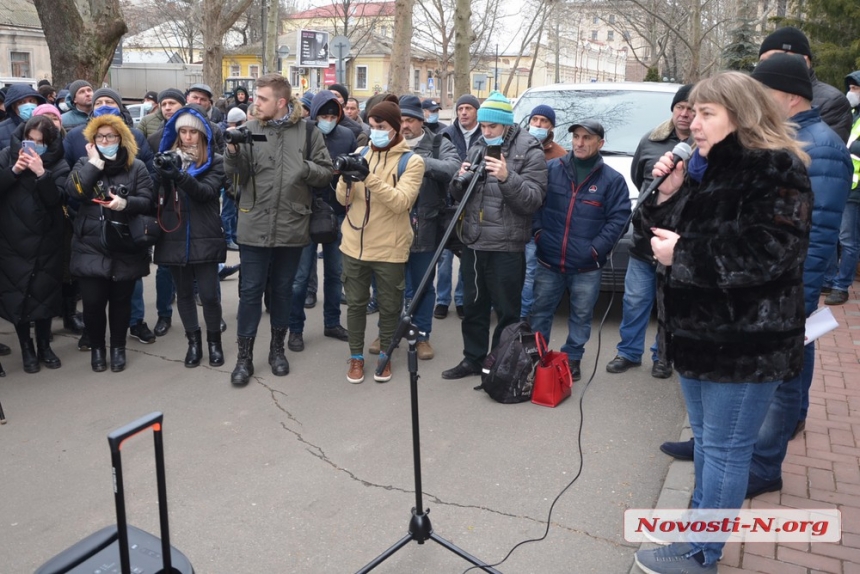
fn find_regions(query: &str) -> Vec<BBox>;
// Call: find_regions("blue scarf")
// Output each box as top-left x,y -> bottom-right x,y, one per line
687,149 -> 708,183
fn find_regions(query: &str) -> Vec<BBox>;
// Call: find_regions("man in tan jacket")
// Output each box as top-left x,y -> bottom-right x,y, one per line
337,97 -> 424,384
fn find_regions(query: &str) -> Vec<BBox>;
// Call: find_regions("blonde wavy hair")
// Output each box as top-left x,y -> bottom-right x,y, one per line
690,71 -> 810,166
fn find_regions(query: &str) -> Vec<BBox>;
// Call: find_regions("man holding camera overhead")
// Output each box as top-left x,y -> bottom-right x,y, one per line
224,73 -> 333,386
440,91 -> 546,381
336,96 -> 424,385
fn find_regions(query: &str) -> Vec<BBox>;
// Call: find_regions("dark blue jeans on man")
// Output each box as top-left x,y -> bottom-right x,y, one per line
529,265 -> 602,361
435,249 -> 463,308
289,222 -> 344,333
237,245 -> 303,337
404,250 -> 436,341
616,256 -> 659,363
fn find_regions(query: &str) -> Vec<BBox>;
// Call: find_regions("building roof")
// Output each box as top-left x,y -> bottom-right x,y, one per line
0,0 -> 42,29
288,1 -> 395,20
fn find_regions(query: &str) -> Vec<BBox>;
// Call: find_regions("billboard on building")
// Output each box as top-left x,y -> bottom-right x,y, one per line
298,30 -> 330,68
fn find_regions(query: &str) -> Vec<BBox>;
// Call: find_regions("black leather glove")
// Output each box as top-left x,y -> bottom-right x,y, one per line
342,157 -> 370,182
158,161 -> 181,181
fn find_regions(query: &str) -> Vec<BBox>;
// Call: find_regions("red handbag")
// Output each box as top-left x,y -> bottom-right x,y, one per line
531,332 -> 573,407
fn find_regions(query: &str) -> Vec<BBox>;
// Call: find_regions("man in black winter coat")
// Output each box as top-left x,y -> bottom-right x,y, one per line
0,84 -> 45,149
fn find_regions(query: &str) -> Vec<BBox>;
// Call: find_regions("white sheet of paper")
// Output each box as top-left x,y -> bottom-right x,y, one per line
805,306 -> 839,345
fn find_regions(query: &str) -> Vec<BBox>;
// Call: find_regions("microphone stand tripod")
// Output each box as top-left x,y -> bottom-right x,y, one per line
356,163 -> 501,574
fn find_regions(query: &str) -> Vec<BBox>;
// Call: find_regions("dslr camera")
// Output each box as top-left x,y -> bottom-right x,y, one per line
110,184 -> 129,198
451,162 -> 486,194
153,151 -> 182,170
224,127 -> 267,145
333,152 -> 366,173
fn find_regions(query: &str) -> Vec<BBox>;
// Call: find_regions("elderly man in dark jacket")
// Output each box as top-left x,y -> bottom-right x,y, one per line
530,120 -> 630,381
0,84 -> 45,149
606,84 -> 694,380
398,95 -> 460,360
288,90 -> 356,353
225,73 -> 333,385
441,91 -> 547,380
758,26 -> 853,143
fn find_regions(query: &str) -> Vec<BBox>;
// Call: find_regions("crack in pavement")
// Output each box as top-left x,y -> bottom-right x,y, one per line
257,379 -> 630,550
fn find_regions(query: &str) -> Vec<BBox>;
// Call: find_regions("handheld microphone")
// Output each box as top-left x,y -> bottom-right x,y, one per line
640,142 -> 693,199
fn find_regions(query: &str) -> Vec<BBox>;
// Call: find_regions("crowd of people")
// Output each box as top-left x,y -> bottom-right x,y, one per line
1,24 -> 859,573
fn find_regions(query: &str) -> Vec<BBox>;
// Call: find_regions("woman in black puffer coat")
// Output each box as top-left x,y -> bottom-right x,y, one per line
153,107 -> 226,368
0,115 -> 69,374
66,114 -> 154,373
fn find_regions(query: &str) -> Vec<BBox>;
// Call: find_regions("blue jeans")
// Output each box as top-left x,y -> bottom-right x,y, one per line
237,245 -> 303,337
130,278 -> 144,326
520,238 -> 537,318
156,265 -> 175,318
435,249 -> 463,307
221,189 -> 238,244
289,228 -> 344,333
616,256 -> 658,363
405,250 -> 436,341
529,265 -> 602,361
750,341 -> 815,483
824,201 -> 860,291
682,375 -> 780,566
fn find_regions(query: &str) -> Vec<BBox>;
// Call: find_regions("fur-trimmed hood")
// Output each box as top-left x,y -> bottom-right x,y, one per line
82,114 -> 138,168
648,118 -> 676,142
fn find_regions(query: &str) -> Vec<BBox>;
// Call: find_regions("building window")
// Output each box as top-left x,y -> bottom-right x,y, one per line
356,65 -> 368,90
11,52 -> 30,78
592,15 -> 598,24
591,30 -> 598,41
249,65 -> 260,78
230,65 -> 240,77
289,66 -> 300,87
414,69 -> 420,91
607,30 -> 614,41
609,15 -> 616,24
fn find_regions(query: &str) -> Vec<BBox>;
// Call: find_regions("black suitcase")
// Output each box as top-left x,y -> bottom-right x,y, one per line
35,412 -> 194,574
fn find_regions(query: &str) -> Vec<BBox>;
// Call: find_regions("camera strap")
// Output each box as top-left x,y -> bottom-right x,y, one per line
344,180 -> 370,231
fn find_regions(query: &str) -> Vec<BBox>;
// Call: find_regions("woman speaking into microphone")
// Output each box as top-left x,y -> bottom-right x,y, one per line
633,71 -> 812,574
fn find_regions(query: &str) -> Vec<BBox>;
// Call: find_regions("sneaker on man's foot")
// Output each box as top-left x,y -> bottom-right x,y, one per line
660,438 -> 694,461
288,331 -> 304,352
455,305 -> 465,319
569,359 -> 581,382
374,355 -> 392,382
746,474 -> 782,499
226,241 -> 240,251
634,542 -> 716,574
366,298 -> 379,314
416,340 -> 434,360
218,264 -> 240,280
825,289 -> 849,305
442,360 -> 481,380
129,322 -> 155,344
304,291 -> 317,309
605,355 -> 640,373
324,325 -> 349,341
433,304 -> 448,319
651,360 -> 673,379
78,332 -> 91,351
153,316 -> 171,337
347,358 -> 364,384
368,337 -> 380,355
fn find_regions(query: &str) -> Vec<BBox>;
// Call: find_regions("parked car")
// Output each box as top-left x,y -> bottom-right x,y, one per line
126,103 -> 148,126
512,82 -> 683,291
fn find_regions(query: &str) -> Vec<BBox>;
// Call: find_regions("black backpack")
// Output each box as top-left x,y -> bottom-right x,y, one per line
478,321 -> 540,403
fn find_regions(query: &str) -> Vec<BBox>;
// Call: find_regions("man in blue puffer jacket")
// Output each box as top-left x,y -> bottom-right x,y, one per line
530,119 -> 630,381
744,54 -> 852,497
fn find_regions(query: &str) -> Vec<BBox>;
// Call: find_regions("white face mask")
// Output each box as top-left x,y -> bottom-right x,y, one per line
847,90 -> 860,109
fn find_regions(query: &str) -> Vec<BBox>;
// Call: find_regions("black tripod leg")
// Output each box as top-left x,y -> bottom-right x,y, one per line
355,533 -> 413,574
0,399 -> 5,424
429,533 -> 503,574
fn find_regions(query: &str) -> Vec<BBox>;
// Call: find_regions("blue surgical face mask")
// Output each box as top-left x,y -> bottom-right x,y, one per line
97,143 -> 119,158
34,144 -> 48,156
142,101 -> 154,113
370,128 -> 391,148
428,113 -> 439,123
317,118 -> 336,135
17,103 -> 37,121
484,135 -> 504,146
529,126 -> 549,143
93,105 -> 120,118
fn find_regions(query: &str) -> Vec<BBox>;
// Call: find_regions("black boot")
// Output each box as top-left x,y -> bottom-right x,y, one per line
91,347 -> 107,372
110,347 -> 126,372
62,296 -> 84,334
231,336 -> 255,386
207,330 -> 224,367
268,327 -> 289,376
20,338 -> 40,374
184,330 -> 203,368
36,339 -> 61,369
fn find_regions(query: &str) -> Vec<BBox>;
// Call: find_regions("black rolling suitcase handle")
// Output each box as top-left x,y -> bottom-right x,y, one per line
108,412 -> 173,574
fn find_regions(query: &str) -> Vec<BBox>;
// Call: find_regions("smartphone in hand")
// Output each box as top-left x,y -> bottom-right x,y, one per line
21,140 -> 37,155
485,145 -> 502,161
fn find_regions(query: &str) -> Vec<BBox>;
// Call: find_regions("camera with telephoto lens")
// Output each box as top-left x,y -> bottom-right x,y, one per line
110,184 -> 129,198
224,127 -> 253,145
333,152 -> 366,173
153,150 -> 182,170
451,162 -> 486,194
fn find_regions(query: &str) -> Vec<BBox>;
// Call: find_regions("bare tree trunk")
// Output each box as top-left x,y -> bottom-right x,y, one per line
266,0 -> 280,73
203,0 -> 255,94
33,0 -> 127,88
389,0 -> 414,94
453,0 -> 472,100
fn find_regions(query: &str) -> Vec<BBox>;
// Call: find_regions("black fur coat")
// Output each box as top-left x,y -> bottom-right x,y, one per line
640,133 -> 812,383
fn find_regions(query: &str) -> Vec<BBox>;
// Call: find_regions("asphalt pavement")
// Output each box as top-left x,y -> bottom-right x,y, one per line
0,252 -> 687,573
